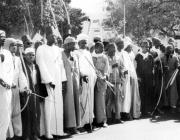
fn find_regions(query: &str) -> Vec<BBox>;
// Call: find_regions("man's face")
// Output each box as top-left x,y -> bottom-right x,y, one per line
24,41 -> 32,49
35,41 -> 43,50
116,41 -> 124,52
0,36 -> 5,46
125,45 -> 132,53
95,44 -> 103,54
78,40 -> 87,49
166,46 -> 173,55
108,46 -> 116,57
9,43 -> 17,54
141,42 -> 149,53
46,34 -> 57,46
25,52 -> 35,64
66,42 -> 76,52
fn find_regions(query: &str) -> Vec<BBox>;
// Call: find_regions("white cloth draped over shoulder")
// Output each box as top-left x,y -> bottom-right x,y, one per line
7,56 -> 28,138
74,49 -> 97,126
36,44 -> 66,138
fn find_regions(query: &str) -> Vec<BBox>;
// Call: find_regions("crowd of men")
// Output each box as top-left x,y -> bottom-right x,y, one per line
0,26 -> 180,140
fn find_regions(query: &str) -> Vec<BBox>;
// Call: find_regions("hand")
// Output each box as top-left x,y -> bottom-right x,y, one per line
25,89 -> 32,95
70,57 -> 74,61
124,70 -> 128,75
5,84 -> 11,90
82,76 -> 89,83
49,82 -> 55,89
164,66 -> 169,71
0,54 -> 5,63
112,63 -> 118,68
0,78 -> 11,89
83,76 -> 89,83
11,83 -> 16,89
106,75 -> 109,81
62,81 -> 67,94
0,38 -> 5,46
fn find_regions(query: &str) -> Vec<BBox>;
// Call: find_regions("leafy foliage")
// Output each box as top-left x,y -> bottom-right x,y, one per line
59,8 -> 88,39
0,0 -> 87,39
105,0 -> 180,42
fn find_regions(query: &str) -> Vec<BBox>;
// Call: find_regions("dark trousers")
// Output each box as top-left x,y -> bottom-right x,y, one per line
139,74 -> 154,115
20,94 -> 40,139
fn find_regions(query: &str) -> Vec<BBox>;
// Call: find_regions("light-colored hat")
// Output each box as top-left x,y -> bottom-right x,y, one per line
64,36 -> 76,45
123,36 -> 133,49
16,39 -> 23,45
3,38 -> 17,50
24,47 -> 35,54
32,33 -> 43,43
0,30 -> 6,37
115,35 -> 123,43
93,35 -> 102,42
77,34 -> 89,42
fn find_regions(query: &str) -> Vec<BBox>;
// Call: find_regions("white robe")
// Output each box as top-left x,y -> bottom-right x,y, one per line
116,51 -> 131,113
36,44 -> 66,138
74,49 -> 97,126
127,51 -> 141,118
7,56 -> 27,138
0,49 -> 14,140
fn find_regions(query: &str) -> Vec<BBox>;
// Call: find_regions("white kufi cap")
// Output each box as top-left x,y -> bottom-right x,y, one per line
64,36 -> 76,45
0,30 -> 6,37
24,47 -> 35,54
77,34 -> 89,42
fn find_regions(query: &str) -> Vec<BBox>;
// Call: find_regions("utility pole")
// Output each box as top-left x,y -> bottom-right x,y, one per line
61,0 -> 71,35
123,0 -> 126,38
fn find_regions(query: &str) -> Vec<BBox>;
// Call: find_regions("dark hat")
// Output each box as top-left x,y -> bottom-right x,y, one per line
21,35 -> 32,44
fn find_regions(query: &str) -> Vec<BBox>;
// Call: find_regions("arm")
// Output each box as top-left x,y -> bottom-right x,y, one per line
2,51 -> 14,87
18,57 -> 28,92
60,51 -> 67,82
104,55 -> 110,78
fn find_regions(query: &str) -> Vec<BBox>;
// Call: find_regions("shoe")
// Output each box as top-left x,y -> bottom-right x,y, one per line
156,108 -> 164,115
31,135 -> 41,140
77,127 -> 86,133
57,133 -> 72,139
67,128 -> 80,135
170,107 -> 176,114
43,135 -> 54,140
84,124 -> 93,133
114,119 -> 123,124
13,136 -> 22,140
102,123 -> 108,128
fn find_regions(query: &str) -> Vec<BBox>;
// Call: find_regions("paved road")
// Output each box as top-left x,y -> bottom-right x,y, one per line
68,113 -> 180,140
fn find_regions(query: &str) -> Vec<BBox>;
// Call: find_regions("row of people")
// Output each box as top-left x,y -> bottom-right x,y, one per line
1,26 -> 180,140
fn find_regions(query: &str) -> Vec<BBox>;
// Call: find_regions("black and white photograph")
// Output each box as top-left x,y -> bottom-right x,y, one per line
1,0 -> 180,140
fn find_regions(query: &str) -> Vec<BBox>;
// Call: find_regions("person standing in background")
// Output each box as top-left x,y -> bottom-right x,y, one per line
135,40 -> 154,117
93,42 -> 109,127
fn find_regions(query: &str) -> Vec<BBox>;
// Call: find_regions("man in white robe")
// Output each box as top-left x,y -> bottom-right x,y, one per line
36,27 -> 66,139
124,44 -> 141,119
5,38 -> 28,139
115,38 -> 132,119
74,34 -> 97,131
0,30 -> 14,140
